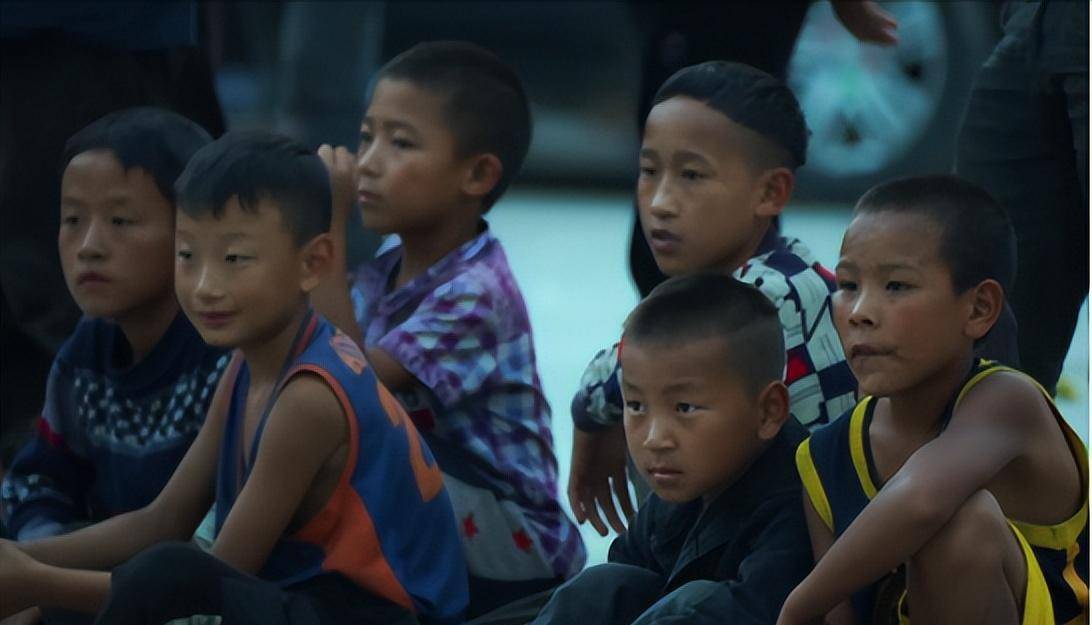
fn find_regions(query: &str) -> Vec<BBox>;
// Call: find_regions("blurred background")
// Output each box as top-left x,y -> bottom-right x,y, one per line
2,0 -> 1087,567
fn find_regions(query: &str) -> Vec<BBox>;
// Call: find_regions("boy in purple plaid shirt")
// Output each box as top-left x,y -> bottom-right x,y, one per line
313,41 -> 586,618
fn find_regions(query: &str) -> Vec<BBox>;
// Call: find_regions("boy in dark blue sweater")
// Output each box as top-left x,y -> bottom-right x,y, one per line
2,108 -> 227,541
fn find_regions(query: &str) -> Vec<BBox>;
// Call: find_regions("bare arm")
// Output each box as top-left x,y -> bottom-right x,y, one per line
311,145 -> 364,346
779,493 -> 858,625
778,374 -> 1038,620
362,345 -> 421,394
0,541 -> 108,617
212,374 -> 347,574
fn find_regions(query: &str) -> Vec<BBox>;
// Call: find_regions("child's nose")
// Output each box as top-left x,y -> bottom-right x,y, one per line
848,291 -> 877,327
356,141 -> 381,177
642,416 -> 675,450
648,182 -> 679,220
76,219 -> 107,260
192,264 -> 225,301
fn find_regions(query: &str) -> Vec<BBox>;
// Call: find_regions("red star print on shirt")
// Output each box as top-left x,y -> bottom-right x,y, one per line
463,514 -> 478,539
512,528 -> 533,552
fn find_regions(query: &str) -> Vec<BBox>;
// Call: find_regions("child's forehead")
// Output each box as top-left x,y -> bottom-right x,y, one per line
623,334 -> 737,377
643,97 -> 762,161
63,149 -> 167,202
840,211 -> 946,266
366,79 -> 449,125
177,196 -> 287,231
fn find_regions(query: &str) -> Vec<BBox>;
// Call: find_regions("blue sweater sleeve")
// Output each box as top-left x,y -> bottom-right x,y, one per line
1,359 -> 94,540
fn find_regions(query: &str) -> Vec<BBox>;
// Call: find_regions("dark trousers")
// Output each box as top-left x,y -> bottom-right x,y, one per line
467,575 -> 562,620
97,542 -> 416,625
530,564 -> 663,625
955,0 -> 1089,394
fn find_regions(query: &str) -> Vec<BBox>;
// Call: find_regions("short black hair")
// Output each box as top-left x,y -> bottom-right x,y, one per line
62,107 -> 212,204
622,274 -> 785,394
175,131 -> 331,245
854,174 -> 1016,294
375,40 -> 531,210
651,61 -> 808,171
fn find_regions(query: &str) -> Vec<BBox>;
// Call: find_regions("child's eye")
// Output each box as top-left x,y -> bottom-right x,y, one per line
837,280 -> 858,292
224,254 -> 252,264
676,402 -> 699,414
886,281 -> 911,292
111,216 -> 134,226
391,137 -> 415,149
680,169 -> 704,181
625,400 -> 645,413
62,215 -> 79,226
176,250 -> 192,261
638,165 -> 657,178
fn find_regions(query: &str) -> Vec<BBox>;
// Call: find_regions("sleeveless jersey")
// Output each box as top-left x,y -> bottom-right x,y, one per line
214,312 -> 468,624
796,359 -> 1088,624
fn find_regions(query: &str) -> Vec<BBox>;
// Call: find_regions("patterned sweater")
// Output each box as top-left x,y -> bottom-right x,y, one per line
2,313 -> 228,539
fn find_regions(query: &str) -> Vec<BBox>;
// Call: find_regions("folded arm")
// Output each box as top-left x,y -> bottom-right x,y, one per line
780,374 -> 1037,621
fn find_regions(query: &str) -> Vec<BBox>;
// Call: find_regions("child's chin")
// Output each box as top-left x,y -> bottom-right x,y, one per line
194,330 -> 236,349
649,488 -> 693,504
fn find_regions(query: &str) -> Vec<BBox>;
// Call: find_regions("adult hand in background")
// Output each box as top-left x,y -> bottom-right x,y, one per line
832,0 -> 899,45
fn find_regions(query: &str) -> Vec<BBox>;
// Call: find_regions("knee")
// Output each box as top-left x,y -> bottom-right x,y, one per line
113,542 -> 209,597
538,564 -> 662,621
631,581 -> 722,624
913,490 -> 1010,574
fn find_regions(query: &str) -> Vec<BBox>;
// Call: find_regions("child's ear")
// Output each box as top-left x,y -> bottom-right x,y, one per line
964,278 -> 1004,341
755,380 -> 790,441
299,233 -> 334,294
754,167 -> 794,218
461,153 -> 503,201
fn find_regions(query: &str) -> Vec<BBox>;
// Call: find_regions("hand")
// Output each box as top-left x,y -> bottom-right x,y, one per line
567,423 -> 635,536
831,0 -> 899,45
0,540 -> 42,617
0,608 -> 41,625
316,144 -> 359,227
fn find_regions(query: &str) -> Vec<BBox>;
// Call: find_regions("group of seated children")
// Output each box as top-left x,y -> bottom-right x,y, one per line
0,38 -> 1086,625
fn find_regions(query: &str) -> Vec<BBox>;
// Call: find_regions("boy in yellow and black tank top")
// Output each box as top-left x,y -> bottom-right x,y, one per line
775,176 -> 1088,625
797,359 -> 1088,624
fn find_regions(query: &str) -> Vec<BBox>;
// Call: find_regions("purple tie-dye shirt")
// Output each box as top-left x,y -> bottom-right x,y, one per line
350,226 -> 585,580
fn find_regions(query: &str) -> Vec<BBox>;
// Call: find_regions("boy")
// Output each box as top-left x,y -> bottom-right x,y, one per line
313,41 -> 585,616
2,107 -> 227,541
532,274 -> 812,624
568,61 -> 858,535
0,132 -> 468,625
782,175 -> 1088,624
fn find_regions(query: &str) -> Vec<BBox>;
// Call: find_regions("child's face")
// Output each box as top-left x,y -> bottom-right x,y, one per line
621,336 -> 771,505
59,150 -> 176,322
637,96 -> 771,276
355,78 -> 472,235
174,198 -> 310,350
833,212 -> 977,397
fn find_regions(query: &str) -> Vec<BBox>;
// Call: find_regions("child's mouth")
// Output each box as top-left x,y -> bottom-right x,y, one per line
648,229 -> 681,252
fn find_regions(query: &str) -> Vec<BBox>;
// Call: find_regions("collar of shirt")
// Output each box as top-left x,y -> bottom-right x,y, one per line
361,221 -> 495,318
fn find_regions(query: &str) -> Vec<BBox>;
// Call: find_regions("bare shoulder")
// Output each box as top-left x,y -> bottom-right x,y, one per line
955,369 -> 1055,434
265,373 -> 349,448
